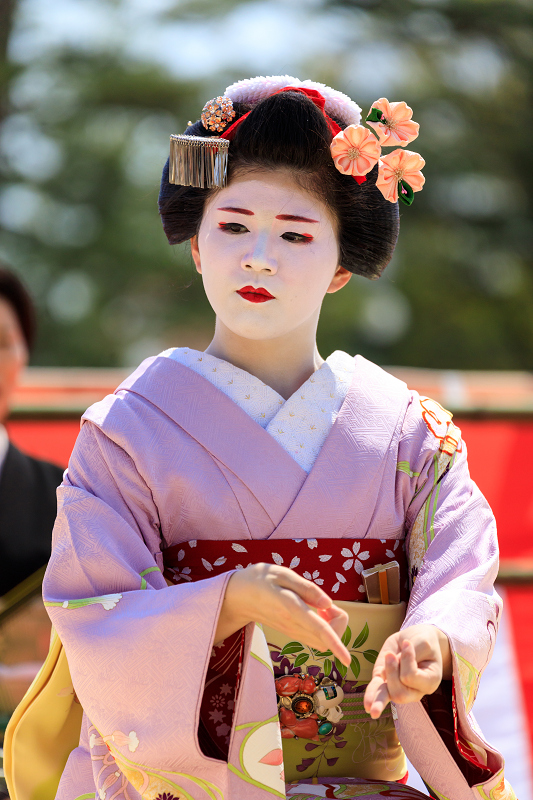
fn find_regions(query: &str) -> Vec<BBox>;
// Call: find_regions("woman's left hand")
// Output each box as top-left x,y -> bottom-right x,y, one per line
363,624 -> 452,720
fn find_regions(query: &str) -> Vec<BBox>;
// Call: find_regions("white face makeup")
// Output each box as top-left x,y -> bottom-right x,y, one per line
192,170 -> 349,344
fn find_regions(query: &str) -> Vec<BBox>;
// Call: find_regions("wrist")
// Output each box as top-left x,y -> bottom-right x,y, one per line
214,569 -> 251,645
433,626 -> 453,680
225,570 -> 252,626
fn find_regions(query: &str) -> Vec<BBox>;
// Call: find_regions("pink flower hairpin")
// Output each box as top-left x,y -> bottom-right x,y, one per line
365,98 -> 419,147
330,125 -> 381,183
376,148 -> 426,204
330,97 -> 425,206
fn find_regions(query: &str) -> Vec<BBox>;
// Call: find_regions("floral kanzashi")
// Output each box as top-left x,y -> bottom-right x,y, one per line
330,96 -> 425,206
376,149 -> 425,205
330,125 -> 381,181
366,98 -> 419,147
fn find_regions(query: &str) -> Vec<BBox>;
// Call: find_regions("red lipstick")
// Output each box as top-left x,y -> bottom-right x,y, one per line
237,286 -> 274,303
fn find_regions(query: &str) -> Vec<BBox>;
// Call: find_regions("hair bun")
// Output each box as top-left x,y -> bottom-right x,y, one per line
159,78 -> 399,279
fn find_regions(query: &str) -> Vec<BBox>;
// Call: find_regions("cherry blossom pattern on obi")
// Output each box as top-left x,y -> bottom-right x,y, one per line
163,538 -> 408,602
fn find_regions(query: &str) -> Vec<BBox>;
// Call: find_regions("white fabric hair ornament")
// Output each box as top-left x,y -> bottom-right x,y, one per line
224,75 -> 362,128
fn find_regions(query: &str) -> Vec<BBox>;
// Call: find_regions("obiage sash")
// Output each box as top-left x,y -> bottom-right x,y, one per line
163,539 -> 409,781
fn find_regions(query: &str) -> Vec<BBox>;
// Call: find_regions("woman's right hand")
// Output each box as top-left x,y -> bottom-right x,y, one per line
215,562 -> 351,667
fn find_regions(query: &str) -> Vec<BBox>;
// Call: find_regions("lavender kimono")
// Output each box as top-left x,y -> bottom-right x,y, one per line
43,353 -> 514,800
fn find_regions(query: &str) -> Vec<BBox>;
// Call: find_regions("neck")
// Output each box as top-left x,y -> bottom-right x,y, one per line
205,320 -> 324,399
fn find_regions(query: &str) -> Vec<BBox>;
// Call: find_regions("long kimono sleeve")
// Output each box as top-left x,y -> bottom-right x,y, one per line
393,396 -> 514,800
43,418 -> 236,798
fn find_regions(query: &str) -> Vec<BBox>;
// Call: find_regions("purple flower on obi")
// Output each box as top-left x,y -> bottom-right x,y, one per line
270,653 -> 322,680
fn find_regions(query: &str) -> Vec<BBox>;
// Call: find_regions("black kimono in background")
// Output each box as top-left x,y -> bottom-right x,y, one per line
0,443 -> 63,596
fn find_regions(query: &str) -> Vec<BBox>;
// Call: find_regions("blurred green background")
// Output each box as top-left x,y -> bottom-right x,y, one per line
0,0 -> 532,369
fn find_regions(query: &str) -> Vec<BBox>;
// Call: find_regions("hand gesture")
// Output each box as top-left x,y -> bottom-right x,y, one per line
217,562 -> 351,667
364,624 -> 452,719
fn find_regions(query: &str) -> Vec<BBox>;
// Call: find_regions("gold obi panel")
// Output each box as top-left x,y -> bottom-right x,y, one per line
263,601 -> 407,782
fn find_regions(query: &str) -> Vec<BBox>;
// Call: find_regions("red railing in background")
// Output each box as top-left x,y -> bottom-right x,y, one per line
4,366 -> 533,767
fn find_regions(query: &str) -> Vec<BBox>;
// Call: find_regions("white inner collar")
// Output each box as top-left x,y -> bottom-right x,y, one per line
162,347 -> 355,473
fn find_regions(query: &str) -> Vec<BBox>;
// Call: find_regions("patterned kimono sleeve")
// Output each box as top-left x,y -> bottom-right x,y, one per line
394,396 -> 514,799
43,417 -> 233,798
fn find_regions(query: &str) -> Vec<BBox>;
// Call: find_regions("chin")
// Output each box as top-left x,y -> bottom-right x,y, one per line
226,321 -> 290,342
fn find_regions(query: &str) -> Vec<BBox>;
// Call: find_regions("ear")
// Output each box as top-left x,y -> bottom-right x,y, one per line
326,265 -> 352,294
190,235 -> 202,274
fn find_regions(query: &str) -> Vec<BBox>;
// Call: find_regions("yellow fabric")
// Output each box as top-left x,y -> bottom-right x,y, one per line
4,594 -> 407,795
4,630 -> 83,800
263,600 -> 407,782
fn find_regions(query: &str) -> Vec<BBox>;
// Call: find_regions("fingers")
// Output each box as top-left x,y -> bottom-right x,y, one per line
399,640 -> 441,696
227,564 -> 351,666
383,643 -> 431,706
317,604 -> 349,639
383,650 -> 416,704
314,609 -> 351,666
364,673 -> 391,719
364,643 -> 423,718
274,566 -> 332,610
278,589 -> 351,666
362,629 -> 446,720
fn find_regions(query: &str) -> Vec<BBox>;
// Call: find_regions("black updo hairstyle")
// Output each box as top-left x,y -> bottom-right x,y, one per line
158,90 -> 399,279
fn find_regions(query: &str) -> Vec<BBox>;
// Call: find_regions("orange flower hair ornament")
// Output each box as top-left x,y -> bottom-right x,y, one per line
330,97 -> 424,206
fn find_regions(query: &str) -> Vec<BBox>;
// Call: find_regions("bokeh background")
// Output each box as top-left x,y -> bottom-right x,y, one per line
1,2 -> 533,797
1,0 -> 532,369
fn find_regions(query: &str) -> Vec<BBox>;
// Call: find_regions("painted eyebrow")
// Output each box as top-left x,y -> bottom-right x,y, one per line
217,208 -> 319,223
217,206 -> 254,215
275,214 -> 319,223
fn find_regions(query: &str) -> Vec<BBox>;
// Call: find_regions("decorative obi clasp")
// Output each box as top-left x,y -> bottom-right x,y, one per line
276,673 -> 345,741
263,599 -> 407,741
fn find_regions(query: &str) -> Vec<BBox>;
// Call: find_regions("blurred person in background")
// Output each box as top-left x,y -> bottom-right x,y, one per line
0,266 -> 63,597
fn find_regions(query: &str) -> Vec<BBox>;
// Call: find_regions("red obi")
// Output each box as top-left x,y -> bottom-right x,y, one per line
162,538 -> 409,602
163,540 -> 491,786
163,539 -> 408,761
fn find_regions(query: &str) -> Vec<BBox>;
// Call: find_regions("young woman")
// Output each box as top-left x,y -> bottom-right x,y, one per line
41,77 -> 513,800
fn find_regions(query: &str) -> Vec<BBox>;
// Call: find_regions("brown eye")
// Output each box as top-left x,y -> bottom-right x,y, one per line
281,232 -> 313,243
218,222 -> 248,234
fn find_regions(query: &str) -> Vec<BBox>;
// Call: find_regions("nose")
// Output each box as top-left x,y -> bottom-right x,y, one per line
242,233 -> 278,274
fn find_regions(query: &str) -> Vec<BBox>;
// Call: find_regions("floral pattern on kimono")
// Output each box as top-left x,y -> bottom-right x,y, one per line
42,352 -> 513,800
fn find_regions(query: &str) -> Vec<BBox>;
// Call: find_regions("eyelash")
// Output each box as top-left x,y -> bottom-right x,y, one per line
218,223 -> 313,243
218,222 -> 247,234
282,232 -> 313,244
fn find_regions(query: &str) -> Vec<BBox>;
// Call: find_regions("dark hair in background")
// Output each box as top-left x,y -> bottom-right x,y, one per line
158,91 -> 400,279
0,266 -> 36,351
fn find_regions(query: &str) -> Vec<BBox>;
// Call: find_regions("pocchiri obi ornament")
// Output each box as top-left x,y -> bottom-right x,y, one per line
275,673 -> 344,741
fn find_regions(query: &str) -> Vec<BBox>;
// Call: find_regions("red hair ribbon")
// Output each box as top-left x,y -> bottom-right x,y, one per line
221,86 -> 342,141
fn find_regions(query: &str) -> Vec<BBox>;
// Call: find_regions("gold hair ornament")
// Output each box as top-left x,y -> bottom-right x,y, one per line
169,134 -> 230,189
